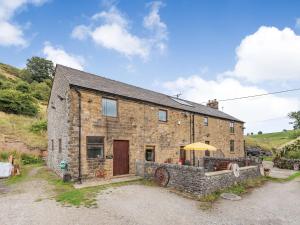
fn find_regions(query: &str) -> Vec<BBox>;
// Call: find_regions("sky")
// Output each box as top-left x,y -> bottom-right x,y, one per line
0,0 -> 300,133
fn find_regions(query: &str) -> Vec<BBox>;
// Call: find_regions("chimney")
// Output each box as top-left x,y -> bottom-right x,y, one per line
206,99 -> 219,110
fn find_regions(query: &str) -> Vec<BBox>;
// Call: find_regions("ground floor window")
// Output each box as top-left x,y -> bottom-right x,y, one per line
230,140 -> 235,152
145,146 -> 155,162
87,136 -> 104,159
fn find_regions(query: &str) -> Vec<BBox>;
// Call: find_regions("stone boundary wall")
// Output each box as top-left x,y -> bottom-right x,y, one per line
203,156 -> 259,172
136,160 -> 261,196
274,158 -> 300,170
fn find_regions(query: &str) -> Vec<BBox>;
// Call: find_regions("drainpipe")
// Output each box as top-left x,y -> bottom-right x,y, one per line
74,88 -> 82,184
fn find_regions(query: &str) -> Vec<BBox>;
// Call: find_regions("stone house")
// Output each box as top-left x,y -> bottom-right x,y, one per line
47,65 -> 245,181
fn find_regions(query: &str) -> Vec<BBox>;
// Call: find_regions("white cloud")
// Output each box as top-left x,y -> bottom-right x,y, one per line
43,43 -> 85,70
0,0 -> 48,47
143,1 -> 168,52
71,25 -> 90,41
71,2 -> 167,58
230,26 -> 300,82
162,76 -> 300,133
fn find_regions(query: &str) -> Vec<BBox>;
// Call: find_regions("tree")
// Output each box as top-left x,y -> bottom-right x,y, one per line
258,131 -> 263,135
26,57 -> 54,83
288,111 -> 300,130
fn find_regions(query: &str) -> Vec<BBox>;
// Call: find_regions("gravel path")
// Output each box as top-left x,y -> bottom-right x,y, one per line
0,173 -> 300,225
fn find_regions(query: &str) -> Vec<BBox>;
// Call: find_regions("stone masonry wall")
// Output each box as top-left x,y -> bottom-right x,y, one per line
47,70 -> 70,177
137,161 -> 261,196
65,87 -> 245,180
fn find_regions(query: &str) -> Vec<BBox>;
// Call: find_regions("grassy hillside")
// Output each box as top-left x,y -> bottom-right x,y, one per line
245,130 -> 300,152
0,62 -> 49,151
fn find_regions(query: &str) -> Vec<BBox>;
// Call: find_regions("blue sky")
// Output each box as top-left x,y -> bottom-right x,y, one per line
1,0 -> 300,133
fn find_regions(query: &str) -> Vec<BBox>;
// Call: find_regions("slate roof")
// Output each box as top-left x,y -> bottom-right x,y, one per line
56,64 -> 243,122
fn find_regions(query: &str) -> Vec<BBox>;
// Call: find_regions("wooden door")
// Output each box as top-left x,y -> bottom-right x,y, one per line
113,140 -> 129,176
180,147 -> 186,165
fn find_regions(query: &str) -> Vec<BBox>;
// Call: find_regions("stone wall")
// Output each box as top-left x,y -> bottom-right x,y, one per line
203,156 -> 259,172
136,160 -> 261,196
273,158 -> 300,170
47,69 -> 71,177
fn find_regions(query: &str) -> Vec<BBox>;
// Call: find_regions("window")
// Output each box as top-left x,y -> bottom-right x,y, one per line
51,140 -> 54,151
205,141 -> 210,145
158,109 -> 167,122
230,140 -> 235,152
171,97 -> 193,107
204,117 -> 208,126
87,136 -> 104,159
102,98 -> 117,117
205,150 -> 210,157
58,139 -> 62,153
230,121 -> 235,133
145,146 -> 155,162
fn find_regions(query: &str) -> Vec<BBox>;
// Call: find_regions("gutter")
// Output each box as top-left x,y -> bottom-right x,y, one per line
74,88 -> 82,184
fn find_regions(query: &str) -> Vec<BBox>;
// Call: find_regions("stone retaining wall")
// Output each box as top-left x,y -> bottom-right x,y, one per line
136,160 -> 261,196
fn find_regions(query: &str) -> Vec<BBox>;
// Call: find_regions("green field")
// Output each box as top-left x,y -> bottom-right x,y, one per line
245,130 -> 300,152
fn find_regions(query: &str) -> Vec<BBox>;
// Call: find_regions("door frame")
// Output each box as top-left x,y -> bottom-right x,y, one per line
113,140 -> 130,176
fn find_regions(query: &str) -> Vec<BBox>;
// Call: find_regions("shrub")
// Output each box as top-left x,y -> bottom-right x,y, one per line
30,120 -> 47,133
21,153 -> 43,165
0,89 -> 38,116
286,151 -> 300,159
288,130 -> 300,139
16,81 -> 30,93
31,81 -> 51,101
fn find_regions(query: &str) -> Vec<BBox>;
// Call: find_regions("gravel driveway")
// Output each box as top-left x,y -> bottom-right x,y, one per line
0,173 -> 300,225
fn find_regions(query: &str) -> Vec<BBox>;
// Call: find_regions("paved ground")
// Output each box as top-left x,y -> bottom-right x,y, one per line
0,167 -> 300,225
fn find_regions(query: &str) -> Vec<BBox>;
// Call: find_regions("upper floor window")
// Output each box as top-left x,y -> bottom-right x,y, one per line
102,98 -> 117,117
158,109 -> 167,122
87,136 -> 104,159
230,140 -> 235,152
230,121 -> 235,133
204,117 -> 208,126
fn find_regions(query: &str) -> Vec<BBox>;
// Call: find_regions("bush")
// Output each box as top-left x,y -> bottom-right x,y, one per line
16,81 -> 30,93
31,81 -> 51,101
288,130 -> 300,139
0,89 -> 38,116
30,120 -> 47,133
21,153 -> 43,165
0,151 -> 42,165
286,151 -> 300,159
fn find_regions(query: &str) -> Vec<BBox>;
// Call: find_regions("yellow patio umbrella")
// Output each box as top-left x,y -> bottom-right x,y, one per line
183,142 -> 217,166
183,142 -> 217,151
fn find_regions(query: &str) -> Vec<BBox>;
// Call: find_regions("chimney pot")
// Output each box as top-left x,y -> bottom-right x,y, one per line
206,99 -> 219,110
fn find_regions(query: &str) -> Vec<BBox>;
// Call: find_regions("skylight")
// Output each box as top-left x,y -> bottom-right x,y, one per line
171,97 -> 194,107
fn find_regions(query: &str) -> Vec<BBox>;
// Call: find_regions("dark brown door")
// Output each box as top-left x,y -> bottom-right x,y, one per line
113,140 -> 129,176
180,147 -> 186,165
